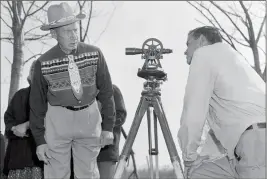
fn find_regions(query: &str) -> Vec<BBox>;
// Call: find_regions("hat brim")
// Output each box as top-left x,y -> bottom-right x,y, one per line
40,13 -> 85,31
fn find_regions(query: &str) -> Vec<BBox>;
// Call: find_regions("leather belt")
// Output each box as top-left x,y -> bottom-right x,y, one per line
64,105 -> 89,111
246,122 -> 266,131
63,99 -> 95,111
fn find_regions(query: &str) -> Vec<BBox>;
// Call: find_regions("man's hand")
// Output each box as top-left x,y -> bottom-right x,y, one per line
184,155 -> 209,179
36,144 -> 51,165
100,131 -> 114,148
11,121 -> 29,138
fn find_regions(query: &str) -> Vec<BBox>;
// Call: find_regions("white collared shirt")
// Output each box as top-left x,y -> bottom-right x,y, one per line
178,42 -> 265,162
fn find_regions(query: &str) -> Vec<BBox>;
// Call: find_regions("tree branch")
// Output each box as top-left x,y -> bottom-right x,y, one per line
82,1 -> 93,42
0,37 -> 13,41
24,25 -> 42,36
258,45 -> 266,55
6,1 -> 12,11
23,54 -> 42,65
1,39 -> 13,44
29,14 -> 47,26
77,0 -> 86,8
21,1 -> 35,28
256,13 -> 266,44
249,10 -> 265,19
78,1 -> 84,42
227,5 -> 247,27
82,1 -> 86,8
238,1 -> 254,43
262,66 -> 266,82
195,18 -> 208,26
27,1 -> 49,17
187,1 -> 252,64
24,1 -> 35,17
210,1 -> 250,43
187,1 -> 237,49
24,33 -> 50,41
77,0 -> 82,7
39,40 -> 53,48
0,16 -> 12,30
226,5 -> 243,18
246,1 -> 253,12
5,56 -> 12,64
92,4 -> 116,44
199,2 -> 238,47
226,33 -> 250,47
21,1 -> 26,16
1,2 -> 13,19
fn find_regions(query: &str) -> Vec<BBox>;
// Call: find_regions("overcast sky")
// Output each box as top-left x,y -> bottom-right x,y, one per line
1,1 -> 265,171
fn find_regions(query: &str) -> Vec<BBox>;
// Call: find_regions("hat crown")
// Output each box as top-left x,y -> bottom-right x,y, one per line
41,2 -> 85,31
47,2 -> 74,24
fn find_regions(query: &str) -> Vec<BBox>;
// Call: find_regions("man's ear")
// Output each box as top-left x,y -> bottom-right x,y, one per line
50,29 -> 57,39
199,34 -> 209,46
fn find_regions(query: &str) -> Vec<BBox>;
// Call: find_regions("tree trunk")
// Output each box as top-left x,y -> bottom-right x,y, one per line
8,1 -> 24,103
8,31 -> 24,103
250,43 -> 262,80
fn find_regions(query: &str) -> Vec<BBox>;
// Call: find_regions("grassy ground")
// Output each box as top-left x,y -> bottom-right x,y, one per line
122,167 -> 181,179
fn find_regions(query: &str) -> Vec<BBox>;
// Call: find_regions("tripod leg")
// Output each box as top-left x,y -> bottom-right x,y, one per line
153,110 -> 159,179
147,108 -> 154,179
121,128 -> 139,179
152,97 -> 185,179
113,96 -> 149,179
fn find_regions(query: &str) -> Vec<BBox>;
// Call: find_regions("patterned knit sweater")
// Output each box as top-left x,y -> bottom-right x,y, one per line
29,42 -> 115,146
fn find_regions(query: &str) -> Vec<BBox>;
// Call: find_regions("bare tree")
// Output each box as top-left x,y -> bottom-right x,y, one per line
1,1 -> 50,102
187,1 -> 266,81
77,0 -> 93,43
75,0 -> 117,44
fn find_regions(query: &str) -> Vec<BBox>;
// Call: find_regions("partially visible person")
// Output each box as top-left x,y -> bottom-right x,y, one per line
0,131 -> 6,178
3,61 -> 43,179
178,26 -> 265,179
97,84 -> 127,179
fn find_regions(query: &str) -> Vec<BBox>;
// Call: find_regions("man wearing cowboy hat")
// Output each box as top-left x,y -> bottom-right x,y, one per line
29,2 -> 116,179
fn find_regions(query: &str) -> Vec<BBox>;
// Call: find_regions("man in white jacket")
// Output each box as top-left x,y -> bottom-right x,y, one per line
178,26 -> 265,179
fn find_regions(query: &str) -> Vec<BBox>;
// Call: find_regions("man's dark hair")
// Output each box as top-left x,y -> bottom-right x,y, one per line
189,26 -> 223,44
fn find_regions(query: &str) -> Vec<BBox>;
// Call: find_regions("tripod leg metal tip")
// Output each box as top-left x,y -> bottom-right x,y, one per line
173,160 -> 185,179
113,156 -> 127,179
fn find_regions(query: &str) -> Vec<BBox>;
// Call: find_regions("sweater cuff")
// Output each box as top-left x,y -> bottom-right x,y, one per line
102,118 -> 115,132
35,136 -> 46,146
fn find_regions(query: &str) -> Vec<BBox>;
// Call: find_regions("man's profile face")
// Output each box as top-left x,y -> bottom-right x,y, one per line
184,33 -> 202,65
55,22 -> 79,52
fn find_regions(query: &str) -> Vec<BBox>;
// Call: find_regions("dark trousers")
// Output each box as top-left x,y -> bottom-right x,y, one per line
0,134 -> 5,173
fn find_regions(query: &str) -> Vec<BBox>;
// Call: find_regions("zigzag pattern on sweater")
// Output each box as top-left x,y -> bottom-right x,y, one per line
40,51 -> 98,91
41,51 -> 99,75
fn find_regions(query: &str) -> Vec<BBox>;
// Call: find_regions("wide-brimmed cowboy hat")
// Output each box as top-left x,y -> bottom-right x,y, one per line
40,2 -> 85,31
